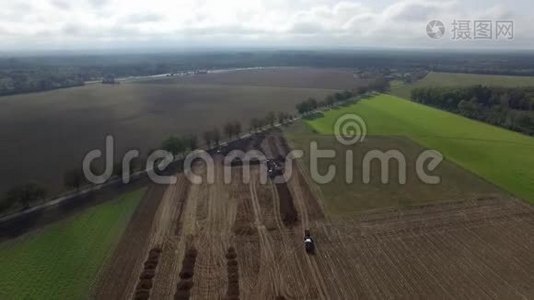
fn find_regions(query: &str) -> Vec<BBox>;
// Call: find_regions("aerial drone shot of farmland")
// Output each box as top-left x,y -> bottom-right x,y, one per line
2,0 -> 534,299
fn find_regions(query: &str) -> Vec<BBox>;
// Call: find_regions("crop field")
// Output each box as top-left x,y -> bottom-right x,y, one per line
391,71 -> 534,99
92,132 -> 534,299
0,67 -> 348,196
4,74 -> 534,299
304,94 -> 534,204
285,123 -> 505,215
136,67 -> 365,90
0,188 -> 145,299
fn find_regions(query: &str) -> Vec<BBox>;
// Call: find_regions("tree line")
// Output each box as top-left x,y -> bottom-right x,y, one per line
295,86 -> 373,115
0,70 -> 85,96
5,49 -> 534,96
0,112 -> 297,214
411,85 -> 534,136
0,76 -> 391,214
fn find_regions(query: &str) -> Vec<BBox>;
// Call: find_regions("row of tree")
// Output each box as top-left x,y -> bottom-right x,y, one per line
0,182 -> 47,211
3,75 -> 400,213
160,135 -> 198,156
249,112 -> 294,132
296,90 -> 353,114
411,85 -> 534,136
0,114 -> 297,213
0,78 -> 392,213
293,77 -> 392,115
295,86 -> 379,115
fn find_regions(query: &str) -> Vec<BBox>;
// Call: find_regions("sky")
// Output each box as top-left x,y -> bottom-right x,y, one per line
1,0 -> 532,51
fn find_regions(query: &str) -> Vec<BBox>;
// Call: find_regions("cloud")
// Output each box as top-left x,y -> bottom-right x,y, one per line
123,13 -> 164,24
384,0 -> 455,22
50,0 -> 71,10
88,0 -> 109,8
0,0 -> 531,50
62,23 -> 84,35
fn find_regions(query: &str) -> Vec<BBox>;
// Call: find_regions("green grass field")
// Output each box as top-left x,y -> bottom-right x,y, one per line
286,122 -> 504,215
303,94 -> 534,204
391,71 -> 534,99
0,188 -> 145,299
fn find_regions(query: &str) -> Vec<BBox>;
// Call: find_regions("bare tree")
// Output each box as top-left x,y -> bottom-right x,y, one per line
326,95 -> 335,106
64,168 -> 85,190
232,121 -> 242,137
184,134 -> 198,150
212,128 -> 221,146
277,112 -> 288,124
249,118 -> 260,132
203,131 -> 213,148
266,111 -> 276,127
5,182 -> 47,209
161,136 -> 185,155
224,122 -> 234,139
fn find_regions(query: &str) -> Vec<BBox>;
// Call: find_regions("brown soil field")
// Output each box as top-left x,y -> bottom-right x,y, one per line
138,67 -> 366,90
94,133 -> 534,299
0,68 -> 345,196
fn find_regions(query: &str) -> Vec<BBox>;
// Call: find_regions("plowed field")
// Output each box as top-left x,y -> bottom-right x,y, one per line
95,134 -> 534,299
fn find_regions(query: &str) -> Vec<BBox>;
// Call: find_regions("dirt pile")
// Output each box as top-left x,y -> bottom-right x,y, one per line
134,247 -> 162,299
275,183 -> 298,226
174,247 -> 198,300
224,247 -> 240,300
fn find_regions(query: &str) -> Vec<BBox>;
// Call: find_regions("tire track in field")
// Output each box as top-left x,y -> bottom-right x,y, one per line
287,166 -> 329,299
249,175 -> 284,297
150,176 -> 191,299
126,179 -> 179,299
193,158 -> 235,299
273,178 -> 330,299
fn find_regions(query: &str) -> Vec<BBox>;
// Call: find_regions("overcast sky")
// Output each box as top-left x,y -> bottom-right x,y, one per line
1,0 -> 532,51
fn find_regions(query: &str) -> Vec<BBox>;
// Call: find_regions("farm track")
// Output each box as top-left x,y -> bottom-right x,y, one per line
95,133 -> 534,299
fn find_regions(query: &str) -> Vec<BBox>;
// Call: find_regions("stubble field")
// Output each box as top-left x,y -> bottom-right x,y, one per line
4,69 -> 534,299
93,132 -> 534,299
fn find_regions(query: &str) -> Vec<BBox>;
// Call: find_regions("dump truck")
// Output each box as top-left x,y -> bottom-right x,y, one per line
304,229 -> 315,254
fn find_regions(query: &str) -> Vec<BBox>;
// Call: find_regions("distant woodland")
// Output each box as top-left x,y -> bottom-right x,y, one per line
3,50 -> 534,96
411,85 -> 534,136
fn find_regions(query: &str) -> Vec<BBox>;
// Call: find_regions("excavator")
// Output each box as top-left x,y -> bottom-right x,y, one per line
304,229 -> 315,254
